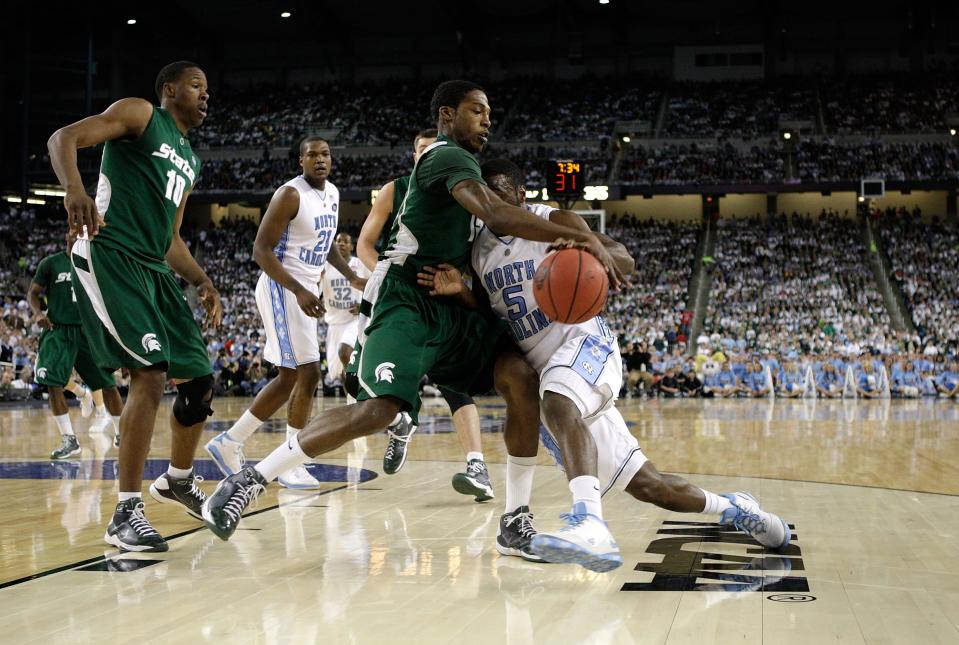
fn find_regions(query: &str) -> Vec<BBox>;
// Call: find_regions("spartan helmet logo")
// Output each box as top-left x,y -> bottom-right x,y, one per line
37,367 -> 47,380
141,333 -> 162,353
375,362 -> 396,383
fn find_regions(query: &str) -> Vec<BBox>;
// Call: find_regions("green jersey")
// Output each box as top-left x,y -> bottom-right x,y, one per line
379,174 -> 410,253
382,135 -> 484,277
94,106 -> 201,272
33,253 -> 80,326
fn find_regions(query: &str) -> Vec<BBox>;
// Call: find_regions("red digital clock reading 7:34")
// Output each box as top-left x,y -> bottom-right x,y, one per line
549,160 -> 584,195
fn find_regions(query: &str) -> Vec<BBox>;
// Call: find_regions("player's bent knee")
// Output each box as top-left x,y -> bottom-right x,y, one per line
494,352 -> 537,397
438,386 -> 474,414
173,374 -> 215,426
297,361 -> 323,385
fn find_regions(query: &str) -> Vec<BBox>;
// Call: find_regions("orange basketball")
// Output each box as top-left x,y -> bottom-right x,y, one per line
533,248 -> 609,324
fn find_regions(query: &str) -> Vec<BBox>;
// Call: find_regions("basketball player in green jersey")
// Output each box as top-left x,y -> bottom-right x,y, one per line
203,80 -> 624,541
48,61 -> 222,552
28,232 -> 124,460
358,128 -> 494,502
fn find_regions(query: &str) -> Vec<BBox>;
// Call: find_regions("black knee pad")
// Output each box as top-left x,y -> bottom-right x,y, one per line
344,372 -> 360,399
173,374 -> 215,426
438,386 -> 474,414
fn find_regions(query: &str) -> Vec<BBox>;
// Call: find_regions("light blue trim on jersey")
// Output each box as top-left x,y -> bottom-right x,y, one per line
274,226 -> 290,263
268,278 -> 297,368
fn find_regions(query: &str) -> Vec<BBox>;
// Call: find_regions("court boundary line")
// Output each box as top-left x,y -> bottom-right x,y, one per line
0,482 -> 353,590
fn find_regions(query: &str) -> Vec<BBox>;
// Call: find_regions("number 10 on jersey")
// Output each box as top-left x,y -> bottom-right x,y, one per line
164,170 -> 187,205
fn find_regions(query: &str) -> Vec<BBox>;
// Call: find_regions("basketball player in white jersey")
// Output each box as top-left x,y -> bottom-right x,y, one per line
418,159 -> 791,572
205,137 -> 366,488
320,233 -> 371,396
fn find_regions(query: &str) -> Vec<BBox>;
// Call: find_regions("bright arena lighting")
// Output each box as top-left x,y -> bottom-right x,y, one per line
599,0 -> 610,4
621,135 -> 631,143
783,131 -> 792,140
281,11 -> 291,18
951,128 -> 957,136
126,18 -> 136,25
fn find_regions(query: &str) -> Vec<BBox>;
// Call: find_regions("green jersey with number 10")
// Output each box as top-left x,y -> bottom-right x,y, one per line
93,105 -> 201,272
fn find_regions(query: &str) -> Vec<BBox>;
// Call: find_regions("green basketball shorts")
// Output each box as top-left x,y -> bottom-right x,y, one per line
70,239 -> 211,379
34,325 -> 115,390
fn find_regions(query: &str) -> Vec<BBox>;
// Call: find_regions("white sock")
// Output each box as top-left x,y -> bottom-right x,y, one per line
505,455 -> 537,514
111,416 -> 121,434
255,433 -> 310,482
701,489 -> 733,515
570,475 -> 603,519
167,465 -> 192,479
467,451 -> 484,463
225,410 -> 263,444
388,413 -> 402,427
118,491 -> 140,502
96,404 -> 107,416
286,423 -> 301,439
346,393 -> 356,405
53,413 -> 73,436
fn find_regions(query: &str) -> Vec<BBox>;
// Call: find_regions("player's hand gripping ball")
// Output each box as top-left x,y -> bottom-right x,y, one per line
533,247 -> 609,324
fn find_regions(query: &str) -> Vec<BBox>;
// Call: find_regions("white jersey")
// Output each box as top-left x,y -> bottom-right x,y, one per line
274,175 -> 340,283
471,202 -> 614,373
321,256 -> 371,325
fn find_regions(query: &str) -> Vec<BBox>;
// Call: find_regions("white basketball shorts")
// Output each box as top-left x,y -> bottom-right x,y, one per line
254,272 -> 321,368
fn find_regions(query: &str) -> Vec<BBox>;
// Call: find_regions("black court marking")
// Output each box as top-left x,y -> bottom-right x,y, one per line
0,483 -> 349,590
76,559 -> 164,572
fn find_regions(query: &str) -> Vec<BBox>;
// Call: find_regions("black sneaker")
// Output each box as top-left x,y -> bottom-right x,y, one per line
149,472 -> 206,519
104,499 -> 168,552
201,466 -> 267,541
496,506 -> 544,562
451,459 -> 495,502
383,413 -> 416,475
51,434 -> 81,460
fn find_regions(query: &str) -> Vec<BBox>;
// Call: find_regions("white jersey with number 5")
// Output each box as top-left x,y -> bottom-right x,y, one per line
470,202 -> 614,374
275,175 -> 340,283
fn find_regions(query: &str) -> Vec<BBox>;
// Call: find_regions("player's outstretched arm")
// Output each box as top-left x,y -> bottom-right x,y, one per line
357,181 -> 395,272
549,209 -> 635,276
48,98 -> 154,237
451,179 -> 624,287
416,264 -> 479,310
167,187 -> 222,329
252,187 -> 323,318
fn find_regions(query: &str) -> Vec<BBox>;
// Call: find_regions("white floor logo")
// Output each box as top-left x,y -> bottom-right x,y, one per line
141,333 -> 162,353
375,362 -> 396,383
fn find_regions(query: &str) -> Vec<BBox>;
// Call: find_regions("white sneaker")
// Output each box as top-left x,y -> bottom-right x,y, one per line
79,388 -> 94,418
278,465 -> 322,490
529,502 -> 623,573
204,432 -> 246,477
720,491 -> 791,550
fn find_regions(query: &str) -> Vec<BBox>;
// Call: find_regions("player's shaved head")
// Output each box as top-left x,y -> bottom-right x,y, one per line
299,136 -> 329,155
480,158 -> 524,190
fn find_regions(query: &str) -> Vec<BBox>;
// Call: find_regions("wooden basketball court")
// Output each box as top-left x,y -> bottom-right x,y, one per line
2,396 -> 958,643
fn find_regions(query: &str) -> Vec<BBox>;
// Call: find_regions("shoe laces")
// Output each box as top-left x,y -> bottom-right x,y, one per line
466,460 -> 486,476
733,509 -> 768,536
506,511 -> 536,539
183,475 -> 206,502
384,430 -> 412,460
559,510 -> 589,530
128,502 -> 160,538
223,478 -> 265,524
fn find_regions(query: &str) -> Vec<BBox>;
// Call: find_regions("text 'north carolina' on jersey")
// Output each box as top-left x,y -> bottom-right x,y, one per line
381,135 -> 483,277
471,202 -> 614,373
322,255 -> 371,325
275,176 -> 340,283
94,106 -> 201,272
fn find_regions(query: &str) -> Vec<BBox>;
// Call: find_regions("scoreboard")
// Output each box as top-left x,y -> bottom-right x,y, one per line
548,160 -> 584,197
